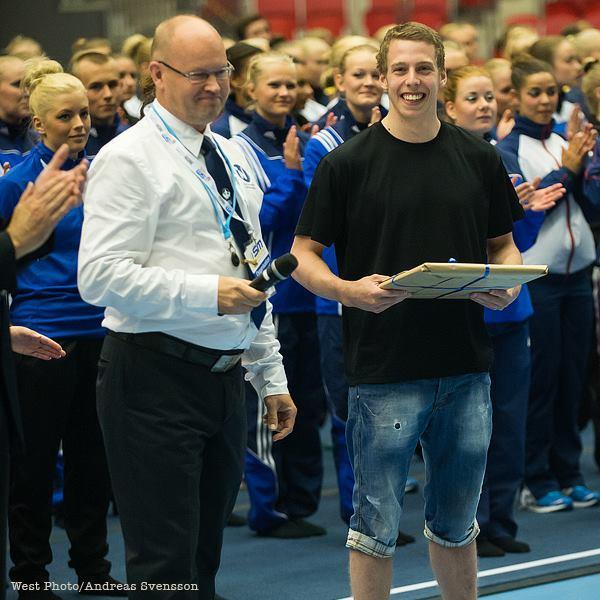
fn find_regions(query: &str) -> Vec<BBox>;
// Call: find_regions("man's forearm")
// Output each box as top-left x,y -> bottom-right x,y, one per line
290,237 -> 347,304
489,242 -> 522,266
487,232 -> 522,267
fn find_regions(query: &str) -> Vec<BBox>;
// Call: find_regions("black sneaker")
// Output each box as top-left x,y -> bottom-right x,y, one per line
78,575 -> 128,596
258,518 -> 326,539
476,537 -> 505,557
290,518 -> 326,536
395,530 -> 415,546
490,536 -> 530,553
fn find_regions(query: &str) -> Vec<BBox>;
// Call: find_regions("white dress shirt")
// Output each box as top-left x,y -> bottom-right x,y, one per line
78,100 -> 288,398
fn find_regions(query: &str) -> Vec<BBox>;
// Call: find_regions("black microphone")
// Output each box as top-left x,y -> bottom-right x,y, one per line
250,253 -> 298,292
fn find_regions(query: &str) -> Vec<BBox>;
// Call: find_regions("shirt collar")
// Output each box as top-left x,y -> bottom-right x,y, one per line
152,99 -> 210,157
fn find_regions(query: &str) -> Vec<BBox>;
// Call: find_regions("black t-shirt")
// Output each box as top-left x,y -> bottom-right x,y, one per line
296,121 -> 522,385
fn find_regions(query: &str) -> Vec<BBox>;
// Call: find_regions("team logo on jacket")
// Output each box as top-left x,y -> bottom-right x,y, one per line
233,164 -> 251,182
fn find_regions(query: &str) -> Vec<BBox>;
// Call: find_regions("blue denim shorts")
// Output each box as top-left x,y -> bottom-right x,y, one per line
346,372 -> 492,558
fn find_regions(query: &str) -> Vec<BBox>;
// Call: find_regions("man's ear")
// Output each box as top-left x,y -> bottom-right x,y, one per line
148,61 -> 164,89
440,68 -> 447,88
379,72 -> 388,93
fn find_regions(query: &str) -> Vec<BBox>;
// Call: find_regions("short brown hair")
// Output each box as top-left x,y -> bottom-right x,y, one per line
69,50 -> 112,77
377,22 -> 445,74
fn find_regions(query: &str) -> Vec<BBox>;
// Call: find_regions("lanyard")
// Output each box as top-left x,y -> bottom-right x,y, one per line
148,105 -> 252,242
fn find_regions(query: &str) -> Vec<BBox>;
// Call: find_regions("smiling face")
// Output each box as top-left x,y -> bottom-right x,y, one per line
247,59 -> 297,126
517,71 -> 558,125
445,75 -> 497,136
33,90 -> 91,157
382,39 -> 446,123
151,20 -> 229,131
335,49 -> 383,121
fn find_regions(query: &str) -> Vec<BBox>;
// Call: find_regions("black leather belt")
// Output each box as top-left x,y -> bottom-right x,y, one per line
107,331 -> 243,372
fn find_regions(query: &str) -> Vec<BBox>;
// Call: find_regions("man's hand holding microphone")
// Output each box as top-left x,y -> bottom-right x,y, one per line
217,253 -> 299,441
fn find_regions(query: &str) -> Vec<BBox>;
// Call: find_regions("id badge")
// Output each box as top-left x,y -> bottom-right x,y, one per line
243,237 -> 270,277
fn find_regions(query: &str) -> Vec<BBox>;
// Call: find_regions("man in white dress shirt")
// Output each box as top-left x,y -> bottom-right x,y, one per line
78,15 -> 296,600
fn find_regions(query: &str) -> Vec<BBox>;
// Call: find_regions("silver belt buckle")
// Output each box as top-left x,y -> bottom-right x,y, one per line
210,354 -> 241,373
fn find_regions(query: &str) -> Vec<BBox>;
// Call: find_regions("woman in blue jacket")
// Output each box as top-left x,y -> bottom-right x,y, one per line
233,52 -> 327,538
0,60 -> 120,592
496,56 -> 600,516
445,64 -> 568,557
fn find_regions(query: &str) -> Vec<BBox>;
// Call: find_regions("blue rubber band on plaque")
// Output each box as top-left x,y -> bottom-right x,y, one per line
433,264 -> 491,299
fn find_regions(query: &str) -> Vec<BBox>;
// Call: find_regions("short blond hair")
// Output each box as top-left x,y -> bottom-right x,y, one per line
23,59 -> 86,118
377,22 -> 445,74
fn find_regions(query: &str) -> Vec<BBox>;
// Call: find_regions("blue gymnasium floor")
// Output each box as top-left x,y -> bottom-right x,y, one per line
5,427 -> 600,600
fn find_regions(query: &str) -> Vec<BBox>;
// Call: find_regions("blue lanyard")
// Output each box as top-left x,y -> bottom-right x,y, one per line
150,105 -> 242,242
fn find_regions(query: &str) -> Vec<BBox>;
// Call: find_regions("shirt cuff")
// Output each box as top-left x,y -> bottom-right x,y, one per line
183,274 -> 219,314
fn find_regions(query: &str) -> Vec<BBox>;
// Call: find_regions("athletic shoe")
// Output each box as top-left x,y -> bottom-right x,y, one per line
405,476 -> 419,494
562,486 -> 600,508
520,488 -> 573,513
489,536 -> 530,553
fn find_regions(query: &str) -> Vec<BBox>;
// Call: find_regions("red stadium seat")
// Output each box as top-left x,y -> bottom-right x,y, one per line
257,0 -> 296,38
365,9 -> 399,36
544,2 -> 581,34
268,16 -> 296,39
305,0 -> 346,35
505,13 -> 541,31
410,9 -> 446,30
583,4 -> 600,27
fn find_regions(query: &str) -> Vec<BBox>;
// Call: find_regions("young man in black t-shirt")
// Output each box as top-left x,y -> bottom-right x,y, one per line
292,23 -> 522,600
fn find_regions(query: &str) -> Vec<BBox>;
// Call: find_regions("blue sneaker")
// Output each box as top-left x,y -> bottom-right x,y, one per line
520,488 -> 573,513
405,476 -> 419,494
562,486 -> 600,508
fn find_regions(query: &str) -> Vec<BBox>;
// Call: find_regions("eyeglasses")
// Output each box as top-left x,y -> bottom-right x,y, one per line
158,60 -> 234,84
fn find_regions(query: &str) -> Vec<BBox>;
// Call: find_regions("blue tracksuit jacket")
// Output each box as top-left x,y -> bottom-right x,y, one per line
0,142 -> 105,339
233,112 -> 313,314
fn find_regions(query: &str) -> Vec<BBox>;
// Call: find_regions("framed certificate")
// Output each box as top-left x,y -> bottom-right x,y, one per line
379,262 -> 548,299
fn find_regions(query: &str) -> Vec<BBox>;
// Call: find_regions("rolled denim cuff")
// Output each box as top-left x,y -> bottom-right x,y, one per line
346,529 -> 395,558
424,520 -> 480,548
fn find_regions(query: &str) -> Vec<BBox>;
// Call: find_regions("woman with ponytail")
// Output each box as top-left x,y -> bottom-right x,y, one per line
0,60 -> 123,597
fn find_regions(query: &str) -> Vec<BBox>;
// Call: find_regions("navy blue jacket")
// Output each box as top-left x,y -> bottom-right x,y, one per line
211,97 -> 254,139
0,143 -> 105,338
234,113 -> 313,314
85,114 -> 128,158
0,118 -> 38,168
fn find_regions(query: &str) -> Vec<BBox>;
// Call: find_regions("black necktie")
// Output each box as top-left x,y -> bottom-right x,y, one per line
201,136 -> 266,329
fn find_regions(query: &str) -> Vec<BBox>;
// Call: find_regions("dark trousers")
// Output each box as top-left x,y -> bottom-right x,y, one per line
477,320 -> 530,539
1,403 -> 8,600
316,314 -> 354,524
9,339 -> 111,584
97,334 -> 246,600
271,313 -> 325,519
526,269 -> 593,497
